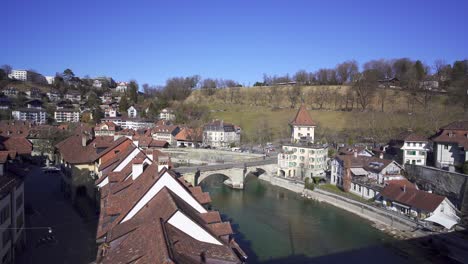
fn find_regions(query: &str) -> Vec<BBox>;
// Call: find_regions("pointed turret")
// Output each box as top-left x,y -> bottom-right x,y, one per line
290,105 -> 316,144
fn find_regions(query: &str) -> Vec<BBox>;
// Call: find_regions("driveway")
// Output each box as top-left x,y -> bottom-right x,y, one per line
16,166 -> 98,264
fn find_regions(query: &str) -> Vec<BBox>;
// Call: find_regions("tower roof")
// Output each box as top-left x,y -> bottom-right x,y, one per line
290,105 -> 316,126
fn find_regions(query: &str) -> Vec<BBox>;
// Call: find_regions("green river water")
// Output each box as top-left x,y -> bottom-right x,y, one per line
201,177 -> 422,264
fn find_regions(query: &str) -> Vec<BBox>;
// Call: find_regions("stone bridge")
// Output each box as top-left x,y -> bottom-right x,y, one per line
174,158 -> 278,189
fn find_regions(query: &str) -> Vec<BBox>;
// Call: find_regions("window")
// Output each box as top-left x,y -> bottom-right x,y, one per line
406,150 -> 416,155
16,194 -> 23,210
300,149 -> 305,153
444,145 -> 448,150
309,150 -> 315,154
307,127 -> 310,131
0,207 -> 9,225
366,188 -> 370,196
358,185 -> 361,192
419,151 -> 425,155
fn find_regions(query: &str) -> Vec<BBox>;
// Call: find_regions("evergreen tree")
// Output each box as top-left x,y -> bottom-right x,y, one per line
120,95 -> 129,113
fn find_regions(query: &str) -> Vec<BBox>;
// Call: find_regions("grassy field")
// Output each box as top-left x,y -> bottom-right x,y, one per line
186,85 -> 465,143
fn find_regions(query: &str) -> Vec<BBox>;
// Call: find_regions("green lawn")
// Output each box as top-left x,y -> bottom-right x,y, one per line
317,184 -> 371,204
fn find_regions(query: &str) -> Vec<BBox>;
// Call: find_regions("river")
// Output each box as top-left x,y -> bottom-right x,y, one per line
201,176 -> 422,264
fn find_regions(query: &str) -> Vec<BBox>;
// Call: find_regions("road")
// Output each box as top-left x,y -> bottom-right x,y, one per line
16,166 -> 98,264
173,156 -> 277,174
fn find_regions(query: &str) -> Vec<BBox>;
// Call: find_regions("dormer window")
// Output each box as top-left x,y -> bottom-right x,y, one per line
448,132 -> 454,137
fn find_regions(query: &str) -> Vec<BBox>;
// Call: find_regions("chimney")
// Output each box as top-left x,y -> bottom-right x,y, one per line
132,160 -> 144,180
82,134 -> 87,147
403,185 -> 406,192
379,152 -> 384,159
353,151 -> 357,158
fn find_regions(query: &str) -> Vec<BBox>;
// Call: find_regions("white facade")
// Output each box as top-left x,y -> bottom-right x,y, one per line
93,80 -> 103,88
64,93 -> 81,102
12,109 -> 47,124
54,110 -> 80,123
45,76 -> 55,85
203,121 -> 240,148
291,124 -> 315,144
116,82 -> 128,92
8,70 -> 45,83
434,142 -> 467,169
277,145 -> 328,179
401,140 -> 429,165
159,108 -> 176,121
127,106 -> 138,118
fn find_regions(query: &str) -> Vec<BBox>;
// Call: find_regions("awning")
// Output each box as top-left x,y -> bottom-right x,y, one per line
424,212 -> 460,229
350,168 -> 368,176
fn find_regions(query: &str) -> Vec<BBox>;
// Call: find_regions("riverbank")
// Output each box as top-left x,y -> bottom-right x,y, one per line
258,175 -> 424,239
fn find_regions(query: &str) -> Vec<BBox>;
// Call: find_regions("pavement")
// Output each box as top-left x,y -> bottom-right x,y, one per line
16,165 -> 98,264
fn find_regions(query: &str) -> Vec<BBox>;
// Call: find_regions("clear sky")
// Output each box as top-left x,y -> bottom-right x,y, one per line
2,0 -> 467,86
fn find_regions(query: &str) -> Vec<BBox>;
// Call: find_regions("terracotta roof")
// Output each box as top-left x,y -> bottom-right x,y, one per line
336,154 -> 396,173
0,136 -> 32,155
380,184 -> 445,212
55,135 -> 114,164
95,122 -> 117,131
152,125 -> 179,135
431,126 -> 468,149
289,105 -> 316,126
337,146 -> 373,156
394,131 -> 427,142
385,179 -> 417,189
0,152 -> 10,164
175,127 -> 202,142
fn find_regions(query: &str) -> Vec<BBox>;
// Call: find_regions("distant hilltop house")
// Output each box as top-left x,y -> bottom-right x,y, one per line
25,87 -> 42,99
45,75 -> 55,85
378,77 -> 400,89
278,105 -> 328,180
46,90 -> 61,102
2,87 -> 18,97
203,120 -> 241,148
64,90 -> 81,103
115,81 -> 128,92
431,120 -> 468,171
93,79 -> 103,88
8,69 -> 46,84
94,122 -> 117,137
159,108 -> 176,121
127,106 -> 139,118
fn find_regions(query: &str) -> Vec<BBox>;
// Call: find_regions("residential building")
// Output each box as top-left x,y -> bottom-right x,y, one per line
278,106 -> 327,180
387,131 -> 429,165
175,127 -> 202,147
45,76 -> 55,85
379,184 -> 459,229
2,87 -> 18,97
64,91 -> 81,102
54,109 -> 80,123
127,106 -> 138,118
203,120 -> 241,148
8,70 -> 46,83
278,145 -> 328,179
25,99 -> 43,109
0,155 -> 26,263
104,107 -> 117,118
330,153 -> 405,199
100,117 -> 154,130
133,135 -> 169,149
25,88 -> 41,99
94,122 -> 117,137
159,108 -> 176,121
95,162 -> 247,263
46,90 -> 61,102
12,108 -> 47,125
151,125 -> 180,146
115,82 -> 128,92
93,80 -> 102,88
431,120 -> 468,170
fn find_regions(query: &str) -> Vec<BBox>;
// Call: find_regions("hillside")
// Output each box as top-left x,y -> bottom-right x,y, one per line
186,85 -> 464,144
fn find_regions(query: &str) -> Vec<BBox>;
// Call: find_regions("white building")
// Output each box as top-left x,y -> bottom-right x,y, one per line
0,156 -> 26,263
93,80 -> 103,88
64,91 -> 81,103
387,132 -> 429,166
151,125 -> 180,146
94,122 -> 117,137
116,82 -> 128,92
431,121 -> 468,170
8,70 -> 45,83
277,105 -> 327,180
127,106 -> 138,118
12,108 -> 47,124
104,107 -> 118,118
46,90 -> 61,102
159,108 -> 176,121
203,120 -> 241,148
45,76 -> 55,85
278,145 -> 328,179
100,117 -> 154,130
54,109 -> 80,123
290,105 -> 316,144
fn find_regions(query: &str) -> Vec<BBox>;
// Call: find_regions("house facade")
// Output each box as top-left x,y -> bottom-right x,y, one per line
431,121 -> 468,170
387,131 -> 429,166
203,120 -> 241,148
54,109 -> 80,123
159,108 -> 176,121
151,125 -> 180,146
290,105 -> 316,144
12,108 -> 47,125
127,106 -> 138,118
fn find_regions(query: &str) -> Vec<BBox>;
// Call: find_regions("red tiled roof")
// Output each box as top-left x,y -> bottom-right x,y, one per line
441,120 -> 468,130
0,136 -> 32,155
380,184 -> 445,212
385,179 -> 417,189
175,127 -> 202,142
289,105 -> 316,126
55,135 -> 114,164
394,131 -> 427,142
431,128 -> 468,149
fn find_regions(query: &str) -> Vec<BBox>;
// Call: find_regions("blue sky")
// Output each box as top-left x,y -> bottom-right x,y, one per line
2,0 -> 467,86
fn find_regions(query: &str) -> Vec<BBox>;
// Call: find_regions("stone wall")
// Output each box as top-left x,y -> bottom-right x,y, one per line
405,164 -> 468,221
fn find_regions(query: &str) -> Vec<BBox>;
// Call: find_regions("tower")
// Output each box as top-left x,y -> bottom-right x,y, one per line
289,105 -> 316,144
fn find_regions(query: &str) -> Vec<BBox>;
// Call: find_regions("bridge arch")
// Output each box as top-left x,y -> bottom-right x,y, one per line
197,172 -> 232,186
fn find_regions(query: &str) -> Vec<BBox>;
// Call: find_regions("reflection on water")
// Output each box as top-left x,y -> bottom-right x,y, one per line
201,177 -> 411,263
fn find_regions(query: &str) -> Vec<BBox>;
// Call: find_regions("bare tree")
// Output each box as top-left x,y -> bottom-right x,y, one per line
250,88 -> 262,106
1,65 -> 12,75
353,70 -> 378,111
287,85 -> 302,108
294,70 -> 309,85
